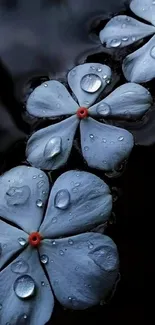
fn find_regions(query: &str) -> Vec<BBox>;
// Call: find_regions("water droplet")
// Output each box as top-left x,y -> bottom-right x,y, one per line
90,65 -> 95,70
122,37 -> 128,41
14,275 -> 35,299
80,74 -> 102,93
33,175 -> 37,179
39,174 -> 43,178
118,136 -> 124,141
97,103 -> 111,116
6,186 -> 30,206
88,241 -> 94,249
36,199 -> 43,208
126,17 -> 131,22
18,238 -> 27,247
41,281 -> 45,286
89,134 -> 94,140
152,0 -> 155,4
106,78 -> 111,84
54,189 -> 70,210
51,217 -> 57,223
103,74 -> 107,79
72,187 -> 79,193
40,255 -> 49,264
11,259 -> 29,274
68,296 -> 72,301
110,39 -> 121,48
44,83 -> 48,87
132,36 -> 136,42
23,314 -> 27,319
71,69 -> 76,76
37,180 -> 45,189
97,67 -> 102,72
68,239 -> 74,245
51,240 -> 56,245
0,304 -> 2,310
102,138 -> 107,143
84,146 -> 89,151
44,136 -> 62,160
122,23 -> 126,28
59,250 -> 64,256
150,46 -> 155,59
75,182 -> 80,187
3,244 -> 7,249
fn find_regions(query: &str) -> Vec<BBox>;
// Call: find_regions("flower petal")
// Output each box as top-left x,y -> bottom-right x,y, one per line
39,233 -> 119,309
0,219 -> 28,270
123,35 -> 155,83
130,0 -> 155,26
99,15 -> 155,48
0,246 -> 54,325
80,118 -> 134,171
89,83 -> 152,120
26,80 -> 78,118
26,116 -> 79,170
0,166 -> 49,233
68,63 -> 112,107
40,170 -> 112,238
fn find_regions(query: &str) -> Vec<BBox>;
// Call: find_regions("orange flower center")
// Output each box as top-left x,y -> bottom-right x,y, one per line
76,107 -> 88,119
28,232 -> 42,247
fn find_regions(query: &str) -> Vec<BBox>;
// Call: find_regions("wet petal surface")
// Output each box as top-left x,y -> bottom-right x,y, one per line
68,63 -> 112,107
130,0 -> 155,26
80,118 -> 134,171
26,80 -> 78,118
0,219 -> 28,270
0,246 -> 54,325
0,166 -> 49,233
26,116 -> 79,170
40,170 -> 112,238
99,15 -> 155,48
39,233 -> 119,309
123,35 -> 155,83
89,83 -> 152,120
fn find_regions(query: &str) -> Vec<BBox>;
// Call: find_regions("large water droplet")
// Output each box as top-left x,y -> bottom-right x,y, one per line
110,39 -> 121,48
14,275 -> 36,299
11,260 -> 29,274
36,199 -> 43,208
97,103 -> 111,116
5,186 -> 30,206
80,74 -> 102,93
44,137 -> 62,160
150,46 -> 155,59
40,255 -> 49,264
18,238 -> 27,247
54,189 -> 70,210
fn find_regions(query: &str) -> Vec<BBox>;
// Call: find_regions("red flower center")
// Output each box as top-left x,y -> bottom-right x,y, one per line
28,232 -> 42,247
76,107 -> 88,119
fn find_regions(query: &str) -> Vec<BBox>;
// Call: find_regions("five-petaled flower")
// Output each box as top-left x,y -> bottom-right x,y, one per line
25,63 -> 152,172
100,0 -> 155,83
0,166 -> 119,325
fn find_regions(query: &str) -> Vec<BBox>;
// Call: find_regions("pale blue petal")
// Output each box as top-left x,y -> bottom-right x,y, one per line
26,80 -> 78,118
80,118 -> 134,171
130,0 -> 155,26
89,83 -> 152,120
26,116 -> 79,170
99,15 -> 155,48
40,170 -> 112,238
123,35 -> 155,83
68,63 -> 112,107
0,219 -> 28,270
0,166 -> 49,233
0,246 -> 54,325
39,233 -> 119,309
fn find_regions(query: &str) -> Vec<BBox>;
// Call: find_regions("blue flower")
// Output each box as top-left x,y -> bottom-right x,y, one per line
0,165 -> 119,325
100,0 -> 155,83
25,63 -> 152,172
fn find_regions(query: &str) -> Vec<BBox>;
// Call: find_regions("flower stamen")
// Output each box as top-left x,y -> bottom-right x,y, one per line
28,232 -> 42,247
77,107 -> 88,119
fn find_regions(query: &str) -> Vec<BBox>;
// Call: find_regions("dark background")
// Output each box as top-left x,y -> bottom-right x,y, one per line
0,0 -> 154,324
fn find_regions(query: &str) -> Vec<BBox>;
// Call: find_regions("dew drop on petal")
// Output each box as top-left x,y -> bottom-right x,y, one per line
23,314 -> 28,319
51,217 -> 57,223
51,240 -> 56,245
54,189 -> 70,210
5,186 -> 30,206
150,46 -> 155,59
44,136 -> 62,160
36,199 -> 43,208
11,260 -> 29,274
18,238 -> 27,247
68,239 -> 74,245
41,281 -> 45,286
44,83 -> 48,87
59,250 -> 64,256
122,37 -> 128,42
37,180 -> 45,189
118,136 -> 124,141
88,241 -> 94,249
97,103 -> 111,116
40,255 -> 49,264
80,74 -> 102,93
14,275 -> 36,299
110,39 -> 121,47
84,146 -> 89,151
